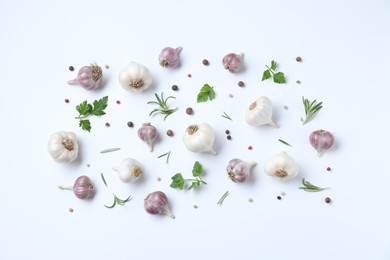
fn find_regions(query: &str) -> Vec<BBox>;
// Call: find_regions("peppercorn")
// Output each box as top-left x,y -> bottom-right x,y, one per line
105,64 -> 110,69
193,204 -> 198,209
68,208 -> 74,213
187,73 -> 192,78
172,85 -> 178,91
248,146 -> 253,150
277,196 -> 282,200
186,107 -> 193,115
65,99 -> 70,103
248,198 -> 254,203
166,129 -> 174,136
116,100 -> 121,104
156,177 -> 161,182
296,56 -> 302,62
105,122 -> 110,127
202,59 -> 209,65
227,135 -> 232,140
326,167 -> 331,171
225,130 -> 230,134
68,66 -> 74,71
127,121 -> 134,127
238,81 -> 245,87
296,80 -> 301,84
325,197 -> 331,203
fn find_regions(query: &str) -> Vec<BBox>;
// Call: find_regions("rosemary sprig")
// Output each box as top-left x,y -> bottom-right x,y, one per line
221,111 -> 233,121
157,151 -> 171,164
147,92 -> 178,120
100,173 -> 108,187
217,190 -> 229,205
299,178 -> 329,192
100,147 -> 120,153
301,96 -> 323,125
278,139 -> 292,147
104,194 -> 132,208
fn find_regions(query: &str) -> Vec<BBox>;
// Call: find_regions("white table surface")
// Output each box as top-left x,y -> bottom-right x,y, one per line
1,0 -> 389,259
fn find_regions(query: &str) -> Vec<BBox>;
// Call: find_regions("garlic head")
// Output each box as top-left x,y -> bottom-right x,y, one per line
245,96 -> 278,128
47,131 -> 78,163
113,157 -> 143,183
183,123 -> 216,155
263,151 -> 298,181
226,159 -> 257,183
118,62 -> 153,92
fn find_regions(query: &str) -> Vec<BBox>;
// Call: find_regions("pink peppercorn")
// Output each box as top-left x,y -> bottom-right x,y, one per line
116,100 -> 121,104
65,99 -> 70,103
248,146 -> 253,150
187,73 -> 192,78
326,167 -> 331,171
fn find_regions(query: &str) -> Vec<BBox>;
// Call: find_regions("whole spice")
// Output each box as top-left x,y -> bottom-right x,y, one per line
296,56 -> 302,62
118,61 -> 153,92
202,59 -> 209,65
147,92 -> 178,120
144,191 -> 174,218
277,196 -> 282,200
47,131 -> 78,163
226,159 -> 257,183
186,107 -> 193,115
58,175 -> 94,200
245,96 -> 278,127
67,62 -> 103,90
326,167 -> 331,171
159,46 -> 182,68
166,129 -> 174,136
105,122 -> 110,127
68,66 -> 74,71
309,129 -> 335,156
238,81 -> 245,87
325,197 -> 331,203
127,121 -> 134,127
301,96 -> 323,125
138,122 -> 158,152
65,99 -> 70,103
299,178 -> 329,192
172,85 -> 179,91
183,123 -> 216,154
227,135 -> 232,140
113,157 -> 143,183
222,53 -> 243,72
263,151 -> 299,181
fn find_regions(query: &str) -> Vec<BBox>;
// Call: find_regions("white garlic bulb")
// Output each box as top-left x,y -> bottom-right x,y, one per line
183,123 -> 216,155
113,157 -> 143,183
263,151 -> 299,181
245,96 -> 278,127
47,131 -> 78,163
118,62 -> 153,92
226,159 -> 257,183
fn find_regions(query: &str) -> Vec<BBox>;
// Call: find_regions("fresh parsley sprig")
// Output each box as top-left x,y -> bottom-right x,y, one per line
262,60 -> 286,84
197,84 -> 216,102
299,178 -> 329,192
170,161 -> 207,190
300,96 -> 323,125
104,193 -> 132,208
75,96 -> 108,132
147,92 -> 177,120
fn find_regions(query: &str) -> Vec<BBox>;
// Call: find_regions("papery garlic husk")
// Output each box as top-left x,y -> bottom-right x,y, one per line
47,131 -> 78,163
183,123 -> 216,155
67,63 -> 103,90
226,159 -> 257,183
309,129 -> 335,156
113,157 -> 143,183
245,96 -> 278,128
118,61 -> 153,92
263,151 -> 299,181
144,191 -> 175,218
159,46 -> 182,68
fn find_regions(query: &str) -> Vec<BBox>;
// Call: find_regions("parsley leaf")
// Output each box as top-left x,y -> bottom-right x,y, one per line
262,60 -> 286,84
170,161 -> 207,190
192,161 -> 203,177
170,173 -> 185,189
75,96 -> 108,132
197,84 -> 216,103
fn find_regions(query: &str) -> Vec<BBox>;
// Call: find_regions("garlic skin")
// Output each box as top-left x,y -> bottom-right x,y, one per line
159,46 -> 182,68
67,63 -> 102,90
263,151 -> 299,181
222,53 -> 243,72
47,131 -> 78,163
183,123 -> 216,155
144,191 -> 174,218
226,159 -> 257,183
113,157 -> 143,183
245,96 -> 278,128
118,62 -> 153,92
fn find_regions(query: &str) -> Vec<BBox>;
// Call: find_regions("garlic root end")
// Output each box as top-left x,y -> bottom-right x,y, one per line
67,79 -> 77,85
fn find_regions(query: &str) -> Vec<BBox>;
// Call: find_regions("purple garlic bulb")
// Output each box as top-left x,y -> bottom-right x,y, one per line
144,191 -> 174,218
67,63 -> 103,90
137,122 -> 158,152
226,159 -> 257,183
159,46 -> 182,68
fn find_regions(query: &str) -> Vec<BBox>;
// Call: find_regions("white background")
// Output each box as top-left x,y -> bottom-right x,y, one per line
1,0 -> 389,259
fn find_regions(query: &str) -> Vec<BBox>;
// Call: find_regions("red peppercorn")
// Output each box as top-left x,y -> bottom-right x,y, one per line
326,167 -> 331,171
116,100 -> 121,104
187,73 -> 192,78
65,99 -> 70,103
248,146 -> 253,150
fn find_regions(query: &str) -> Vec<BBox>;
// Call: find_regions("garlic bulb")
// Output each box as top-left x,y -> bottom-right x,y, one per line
159,46 -> 182,68
144,191 -> 174,218
67,63 -> 103,90
118,62 -> 153,92
138,122 -> 158,152
309,129 -> 335,156
222,53 -> 243,72
47,131 -> 78,163
58,175 -> 95,200
183,123 -> 216,155
226,159 -> 257,183
263,151 -> 299,181
113,157 -> 143,183
245,96 -> 278,128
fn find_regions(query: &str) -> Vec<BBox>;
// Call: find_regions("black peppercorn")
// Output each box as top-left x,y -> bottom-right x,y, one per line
172,85 -> 178,91
296,56 -> 302,62
277,196 -> 282,200
127,121 -> 134,127
325,197 -> 331,203
238,81 -> 245,87
105,122 -> 110,127
227,135 -> 232,140
69,66 -> 74,71
202,59 -> 209,65
166,129 -> 174,136
225,130 -> 230,134
186,107 -> 193,115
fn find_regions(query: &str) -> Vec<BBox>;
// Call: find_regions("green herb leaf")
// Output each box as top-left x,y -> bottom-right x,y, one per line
75,96 -> 108,132
76,101 -> 92,115
157,151 -> 171,164
147,92 -> 177,120
271,60 -> 277,70
197,84 -> 216,103
92,96 -> 108,116
170,173 -> 185,189
79,119 -> 91,132
278,139 -> 292,147
217,191 -> 229,205
299,178 -> 329,192
100,148 -> 121,153
221,111 -> 233,121
104,194 -> 131,208
100,173 -> 108,187
192,161 -> 203,177
301,96 -> 323,125
262,70 -> 272,81
273,72 -> 286,84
